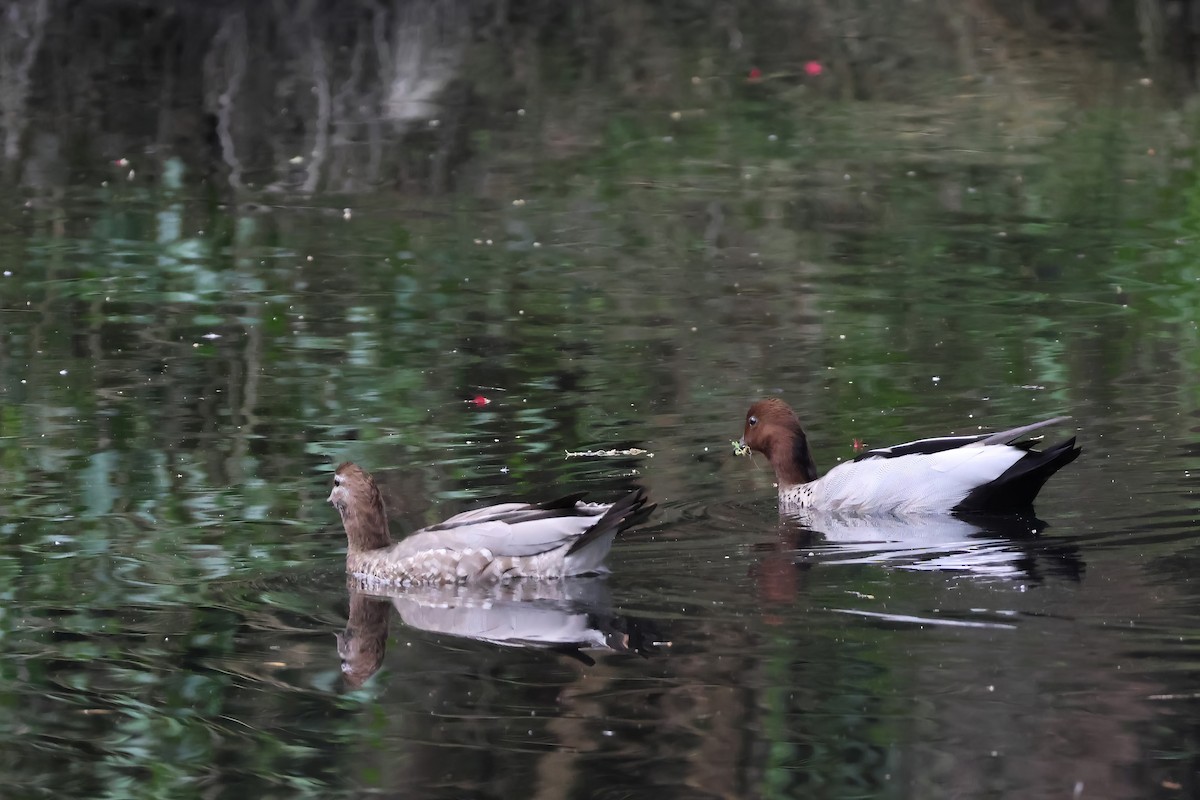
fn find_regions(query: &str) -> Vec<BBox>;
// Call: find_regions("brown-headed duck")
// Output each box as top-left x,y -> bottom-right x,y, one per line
327,462 -> 651,585
736,398 -> 1080,515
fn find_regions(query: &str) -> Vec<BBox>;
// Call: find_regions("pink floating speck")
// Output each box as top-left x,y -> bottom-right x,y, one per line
804,61 -> 823,77
468,395 -> 491,408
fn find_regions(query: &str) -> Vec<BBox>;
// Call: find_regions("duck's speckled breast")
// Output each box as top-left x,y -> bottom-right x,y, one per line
347,542 -> 577,587
779,483 -> 816,515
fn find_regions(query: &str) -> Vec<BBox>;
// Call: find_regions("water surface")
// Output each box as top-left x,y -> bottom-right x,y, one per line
2,2 -> 1200,798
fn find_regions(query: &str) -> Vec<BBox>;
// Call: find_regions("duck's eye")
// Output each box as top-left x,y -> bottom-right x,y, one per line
333,475 -> 343,486
748,415 -> 758,427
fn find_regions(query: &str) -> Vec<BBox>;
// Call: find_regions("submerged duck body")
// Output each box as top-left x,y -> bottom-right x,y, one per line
738,398 -> 1081,516
327,462 -> 650,585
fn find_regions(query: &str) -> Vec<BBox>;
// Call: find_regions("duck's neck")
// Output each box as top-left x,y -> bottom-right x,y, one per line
342,489 -> 393,553
772,425 -> 820,487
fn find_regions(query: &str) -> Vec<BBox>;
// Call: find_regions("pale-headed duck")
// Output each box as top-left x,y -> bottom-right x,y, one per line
327,462 -> 651,585
737,398 -> 1080,515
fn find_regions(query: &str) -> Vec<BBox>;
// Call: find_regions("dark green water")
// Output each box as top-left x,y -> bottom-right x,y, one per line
3,2 -> 1200,798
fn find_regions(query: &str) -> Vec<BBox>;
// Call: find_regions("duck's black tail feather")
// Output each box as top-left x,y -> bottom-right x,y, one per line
955,437 -> 1082,514
566,489 -> 654,556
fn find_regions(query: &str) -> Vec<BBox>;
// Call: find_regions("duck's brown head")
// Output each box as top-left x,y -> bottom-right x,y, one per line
740,398 -> 819,485
328,462 -> 392,552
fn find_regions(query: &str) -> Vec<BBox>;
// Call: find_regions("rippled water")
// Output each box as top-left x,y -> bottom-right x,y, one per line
4,3 -> 1200,799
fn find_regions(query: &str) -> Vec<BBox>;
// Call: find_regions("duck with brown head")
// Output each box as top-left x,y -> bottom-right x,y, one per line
740,398 -> 820,486
327,462 -> 652,585
736,398 -> 1081,516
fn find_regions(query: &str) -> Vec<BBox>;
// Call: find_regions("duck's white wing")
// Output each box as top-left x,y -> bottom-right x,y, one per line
814,445 -> 1027,515
399,514 -> 603,559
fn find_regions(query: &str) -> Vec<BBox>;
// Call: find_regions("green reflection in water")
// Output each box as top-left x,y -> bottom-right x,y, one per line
1,12 -> 1199,798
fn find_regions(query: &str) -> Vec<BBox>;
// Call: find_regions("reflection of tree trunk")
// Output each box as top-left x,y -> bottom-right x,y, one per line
0,0 -> 49,164
203,10 -> 248,191
303,1 -> 331,194
940,0 -> 978,76
536,658 -> 749,800
227,301 -> 262,483
1137,0 -> 1166,69
532,667 -> 600,800
809,0 -> 856,101
905,560 -> 1164,799
385,0 -> 463,128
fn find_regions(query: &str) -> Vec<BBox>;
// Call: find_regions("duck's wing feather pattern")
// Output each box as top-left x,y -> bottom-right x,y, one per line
816,445 -> 1028,514
424,494 -> 604,531
974,416 -> 1073,446
396,514 -> 604,559
855,417 -> 1073,462
856,433 -> 991,461
397,491 -> 651,562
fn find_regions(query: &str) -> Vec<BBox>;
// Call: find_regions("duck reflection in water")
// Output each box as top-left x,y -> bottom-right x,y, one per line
752,512 -> 1085,606
336,577 -> 664,687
